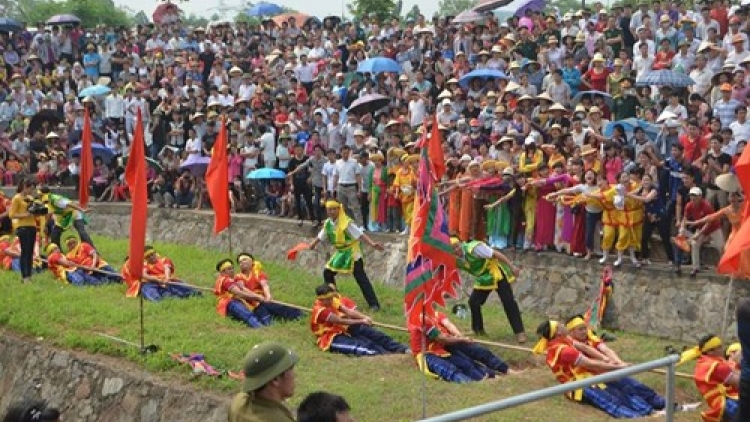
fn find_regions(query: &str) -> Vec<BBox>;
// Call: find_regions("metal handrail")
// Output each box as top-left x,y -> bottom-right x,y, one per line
415,354 -> 681,422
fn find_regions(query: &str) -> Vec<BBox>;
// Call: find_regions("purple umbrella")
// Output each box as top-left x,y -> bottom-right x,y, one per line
179,156 -> 211,176
452,10 -> 486,24
348,94 -> 390,117
46,14 -> 81,25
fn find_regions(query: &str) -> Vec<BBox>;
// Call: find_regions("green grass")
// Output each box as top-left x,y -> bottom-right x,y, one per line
0,236 -> 703,421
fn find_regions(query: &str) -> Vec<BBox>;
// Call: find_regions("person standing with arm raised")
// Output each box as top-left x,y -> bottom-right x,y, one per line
8,178 -> 38,283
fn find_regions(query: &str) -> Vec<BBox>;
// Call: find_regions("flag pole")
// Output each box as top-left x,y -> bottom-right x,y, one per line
228,224 -> 234,257
420,293 -> 427,419
139,289 -> 146,354
720,276 -> 735,341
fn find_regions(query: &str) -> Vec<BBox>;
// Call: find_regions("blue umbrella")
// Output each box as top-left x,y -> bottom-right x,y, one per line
246,1 -> 283,17
79,85 -> 111,97
636,70 -> 695,87
69,143 -> 115,163
68,129 -> 105,144
356,58 -> 402,74
246,168 -> 286,180
604,118 -> 659,141
458,68 -> 508,89
180,156 -> 211,176
0,17 -> 22,33
572,90 -> 613,108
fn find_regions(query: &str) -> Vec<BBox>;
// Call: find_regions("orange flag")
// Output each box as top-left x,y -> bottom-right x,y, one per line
427,115 -> 446,180
205,117 -> 230,234
124,109 -> 148,285
78,108 -> 94,208
718,146 -> 750,276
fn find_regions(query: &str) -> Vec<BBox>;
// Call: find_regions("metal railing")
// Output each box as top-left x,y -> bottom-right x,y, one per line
415,354 -> 681,422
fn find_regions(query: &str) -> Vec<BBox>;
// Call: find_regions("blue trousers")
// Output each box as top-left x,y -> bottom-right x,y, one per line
91,265 -> 122,283
329,326 -> 407,356
140,282 -> 201,302
446,343 -> 509,374
736,299 -> 750,422
67,269 -> 102,286
226,299 -> 263,328
253,302 -> 302,325
425,351 -> 492,383
582,381 -> 656,418
612,377 -> 665,411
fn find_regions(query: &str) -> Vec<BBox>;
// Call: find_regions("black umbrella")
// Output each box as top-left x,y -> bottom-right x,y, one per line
323,15 -> 342,27
348,94 -> 391,117
27,110 -> 62,135
0,18 -> 22,33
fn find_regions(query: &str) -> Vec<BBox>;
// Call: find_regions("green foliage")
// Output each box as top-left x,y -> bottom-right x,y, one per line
347,0 -> 397,22
405,5 -> 421,21
437,0 -> 478,16
182,13 -> 209,28
14,0 -> 132,28
550,0 -> 586,14
0,235 -> 700,422
234,12 -> 260,25
133,10 -> 149,25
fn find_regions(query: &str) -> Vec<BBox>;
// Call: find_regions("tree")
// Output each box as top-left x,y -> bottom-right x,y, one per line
182,13 -> 209,28
133,10 -> 149,25
437,0 -> 477,16
347,0 -> 397,21
14,0 -> 132,27
405,4 -> 421,21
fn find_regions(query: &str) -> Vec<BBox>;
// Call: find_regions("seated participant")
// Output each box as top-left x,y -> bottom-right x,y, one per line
64,236 -> 121,283
680,335 -> 739,422
565,316 -> 665,410
213,258 -> 264,328
0,235 -> 20,271
137,246 -> 201,301
234,253 -> 301,324
409,308 -> 510,383
44,243 -> 100,286
310,284 -> 407,356
535,320 -> 663,418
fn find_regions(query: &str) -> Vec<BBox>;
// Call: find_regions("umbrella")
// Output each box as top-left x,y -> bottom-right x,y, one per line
179,156 -> 211,176
68,129 -> 105,144
272,12 -> 315,27
122,155 -> 164,172
636,70 -> 695,87
323,15 -> 341,27
78,85 -> 111,97
46,14 -> 81,25
458,68 -> 508,89
348,94 -> 391,117
452,10 -> 486,24
572,91 -> 614,108
28,110 -> 62,135
356,57 -> 402,74
246,168 -> 286,180
70,143 -> 115,163
492,0 -> 545,20
0,17 -> 22,33
604,118 -> 659,141
153,2 -> 182,24
473,0 -> 514,13
247,1 -> 283,17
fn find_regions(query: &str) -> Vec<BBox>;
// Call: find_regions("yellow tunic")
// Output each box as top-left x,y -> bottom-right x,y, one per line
393,167 -> 417,226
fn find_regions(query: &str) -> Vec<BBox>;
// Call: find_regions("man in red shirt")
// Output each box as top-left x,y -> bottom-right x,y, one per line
680,187 -> 725,276
680,119 -> 709,164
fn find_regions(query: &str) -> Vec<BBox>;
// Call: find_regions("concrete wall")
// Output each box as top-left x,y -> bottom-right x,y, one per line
0,332 -> 228,422
86,204 -> 747,343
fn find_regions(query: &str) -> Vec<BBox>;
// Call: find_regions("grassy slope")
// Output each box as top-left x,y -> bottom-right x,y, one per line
0,236 -> 702,422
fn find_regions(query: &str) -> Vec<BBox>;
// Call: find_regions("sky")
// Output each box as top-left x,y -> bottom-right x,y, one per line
114,0 -> 441,21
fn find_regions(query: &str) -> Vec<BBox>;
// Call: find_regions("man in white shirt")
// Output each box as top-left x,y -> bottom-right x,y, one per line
689,54 -> 714,97
259,125 -> 276,169
729,106 -> 750,153
333,145 -> 363,226
632,28 -> 656,58
326,111 -> 344,153
408,89 -> 427,129
241,136 -> 260,178
321,149 -> 338,199
295,54 -> 317,93
105,91 -> 125,126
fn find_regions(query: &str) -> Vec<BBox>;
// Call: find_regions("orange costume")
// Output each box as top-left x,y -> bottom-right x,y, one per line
310,298 -> 348,351
66,241 -> 108,269
0,236 -> 15,270
694,354 -> 739,422
214,274 -> 245,317
393,162 -> 417,227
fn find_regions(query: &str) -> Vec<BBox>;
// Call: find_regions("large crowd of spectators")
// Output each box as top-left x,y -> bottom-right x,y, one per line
0,0 -> 748,275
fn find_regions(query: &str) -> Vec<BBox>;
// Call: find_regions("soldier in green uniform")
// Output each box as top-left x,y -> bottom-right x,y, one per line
611,76 -> 640,120
38,186 -> 94,248
229,342 -> 298,422
451,237 -> 527,343
308,200 -> 384,311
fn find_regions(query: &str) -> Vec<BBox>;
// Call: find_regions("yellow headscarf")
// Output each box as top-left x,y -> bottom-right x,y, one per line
325,200 -> 352,245
679,336 -> 723,365
726,342 -> 741,358
565,317 -> 602,343
533,321 -> 559,355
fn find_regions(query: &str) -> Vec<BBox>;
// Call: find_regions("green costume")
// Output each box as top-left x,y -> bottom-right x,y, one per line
457,240 -> 515,291
45,193 -> 85,229
324,216 -> 362,274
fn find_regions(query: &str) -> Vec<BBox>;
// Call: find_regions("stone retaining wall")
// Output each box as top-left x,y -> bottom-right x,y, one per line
0,332 -> 228,422
86,204 -> 747,343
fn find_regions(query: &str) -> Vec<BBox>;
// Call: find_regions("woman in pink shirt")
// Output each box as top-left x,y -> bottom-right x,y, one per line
228,146 -> 243,181
602,141 -> 623,184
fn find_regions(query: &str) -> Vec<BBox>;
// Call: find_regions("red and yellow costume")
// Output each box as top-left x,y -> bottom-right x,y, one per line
393,158 -> 418,227
0,236 -> 14,270
234,261 -> 267,309
600,182 -> 643,252
47,248 -> 72,281
310,294 -> 348,351
214,272 -> 244,317
66,241 -> 108,269
694,354 -> 738,422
